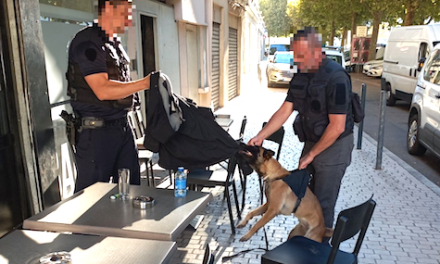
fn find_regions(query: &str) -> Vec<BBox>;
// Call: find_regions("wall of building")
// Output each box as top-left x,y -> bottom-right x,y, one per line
133,0 -> 181,95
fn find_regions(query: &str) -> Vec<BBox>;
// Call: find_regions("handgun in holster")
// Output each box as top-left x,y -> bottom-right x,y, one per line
60,110 -> 78,152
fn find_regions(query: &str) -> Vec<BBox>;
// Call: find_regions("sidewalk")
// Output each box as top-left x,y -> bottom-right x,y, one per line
169,76 -> 440,264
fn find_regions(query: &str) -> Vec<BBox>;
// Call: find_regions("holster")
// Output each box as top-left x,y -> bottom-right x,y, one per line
293,115 -> 306,143
60,110 -> 78,151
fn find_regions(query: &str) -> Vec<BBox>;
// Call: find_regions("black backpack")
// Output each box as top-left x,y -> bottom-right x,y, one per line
351,92 -> 364,123
347,74 -> 364,123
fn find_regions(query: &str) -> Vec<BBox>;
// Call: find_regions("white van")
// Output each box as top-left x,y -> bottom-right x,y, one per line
382,24 -> 440,106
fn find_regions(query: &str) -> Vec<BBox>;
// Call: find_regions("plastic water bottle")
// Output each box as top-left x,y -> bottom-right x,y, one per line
174,167 -> 187,197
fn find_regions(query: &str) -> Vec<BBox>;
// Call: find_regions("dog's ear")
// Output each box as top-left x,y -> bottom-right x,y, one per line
263,149 -> 275,160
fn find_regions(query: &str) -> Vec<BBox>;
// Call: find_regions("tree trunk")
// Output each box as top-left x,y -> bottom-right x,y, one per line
403,0 -> 418,26
341,27 -> 347,51
329,20 -> 335,46
351,12 -> 357,47
368,11 -> 383,61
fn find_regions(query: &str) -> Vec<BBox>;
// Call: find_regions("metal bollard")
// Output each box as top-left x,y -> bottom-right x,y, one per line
376,90 -> 387,170
356,83 -> 367,149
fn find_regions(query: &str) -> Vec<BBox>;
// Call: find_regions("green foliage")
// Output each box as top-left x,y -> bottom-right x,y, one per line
260,0 -> 291,37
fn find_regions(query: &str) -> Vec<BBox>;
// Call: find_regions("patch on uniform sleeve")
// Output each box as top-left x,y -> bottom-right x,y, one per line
85,48 -> 97,61
335,83 -> 346,105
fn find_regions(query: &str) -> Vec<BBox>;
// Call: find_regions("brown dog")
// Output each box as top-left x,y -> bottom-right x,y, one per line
237,144 -> 333,242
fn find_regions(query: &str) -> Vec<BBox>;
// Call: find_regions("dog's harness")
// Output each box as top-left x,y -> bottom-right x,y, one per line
281,169 -> 311,213
223,169 -> 311,262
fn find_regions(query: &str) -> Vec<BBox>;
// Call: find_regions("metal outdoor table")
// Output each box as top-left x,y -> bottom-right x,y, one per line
0,230 -> 176,264
23,182 -> 212,241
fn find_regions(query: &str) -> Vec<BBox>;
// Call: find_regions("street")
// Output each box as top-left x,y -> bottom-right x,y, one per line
262,66 -> 440,187
350,73 -> 440,187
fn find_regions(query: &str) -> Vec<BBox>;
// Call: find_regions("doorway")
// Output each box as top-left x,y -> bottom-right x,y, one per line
186,24 -> 200,103
0,10 -> 30,237
140,15 -> 156,77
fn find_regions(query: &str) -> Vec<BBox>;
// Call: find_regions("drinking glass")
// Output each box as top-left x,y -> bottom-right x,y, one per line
118,168 -> 130,200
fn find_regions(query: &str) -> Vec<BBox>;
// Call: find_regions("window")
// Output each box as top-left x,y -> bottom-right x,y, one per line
269,44 -> 290,55
274,53 -> 293,64
423,50 -> 440,85
39,0 -> 93,13
326,54 -> 343,66
418,42 -> 429,61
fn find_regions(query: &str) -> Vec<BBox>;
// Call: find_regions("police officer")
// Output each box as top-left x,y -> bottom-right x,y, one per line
249,27 -> 354,234
67,0 -> 151,192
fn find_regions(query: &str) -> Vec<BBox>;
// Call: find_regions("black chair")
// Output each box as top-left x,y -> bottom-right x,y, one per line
128,110 -> 155,186
262,122 -> 284,161
259,122 -> 285,203
129,110 -> 172,187
237,116 -> 248,209
217,115 -> 248,212
261,197 -> 377,264
186,154 -> 241,234
202,244 -> 215,264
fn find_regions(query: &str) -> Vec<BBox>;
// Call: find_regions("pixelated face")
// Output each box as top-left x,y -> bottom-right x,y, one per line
293,37 -> 322,72
104,1 -> 132,34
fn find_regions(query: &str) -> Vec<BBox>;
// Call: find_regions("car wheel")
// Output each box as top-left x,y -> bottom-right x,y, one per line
385,83 -> 396,106
407,113 -> 427,156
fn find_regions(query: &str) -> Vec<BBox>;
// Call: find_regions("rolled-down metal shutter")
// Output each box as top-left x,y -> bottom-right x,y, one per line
211,22 -> 220,110
228,27 -> 238,100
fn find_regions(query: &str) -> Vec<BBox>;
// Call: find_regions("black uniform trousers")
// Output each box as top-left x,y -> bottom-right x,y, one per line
301,133 -> 354,228
74,123 -> 140,192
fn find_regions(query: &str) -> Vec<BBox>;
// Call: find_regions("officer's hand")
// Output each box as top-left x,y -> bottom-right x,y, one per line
248,136 -> 263,146
298,153 -> 314,170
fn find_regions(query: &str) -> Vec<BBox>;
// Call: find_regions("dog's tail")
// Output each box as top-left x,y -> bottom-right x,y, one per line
325,227 -> 334,238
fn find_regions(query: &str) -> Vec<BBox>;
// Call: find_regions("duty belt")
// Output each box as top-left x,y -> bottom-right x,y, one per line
80,116 -> 127,130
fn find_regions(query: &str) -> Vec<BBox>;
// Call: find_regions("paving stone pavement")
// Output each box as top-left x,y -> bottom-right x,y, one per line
168,83 -> 440,264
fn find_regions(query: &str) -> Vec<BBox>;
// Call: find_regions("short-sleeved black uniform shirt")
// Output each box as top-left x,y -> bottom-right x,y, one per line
285,59 -> 353,137
68,24 -> 126,120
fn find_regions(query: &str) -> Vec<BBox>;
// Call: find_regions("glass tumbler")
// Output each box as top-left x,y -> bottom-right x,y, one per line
118,168 -> 130,200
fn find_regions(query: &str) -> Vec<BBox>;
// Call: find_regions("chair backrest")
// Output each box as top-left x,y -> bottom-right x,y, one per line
202,244 -> 214,264
127,109 -> 146,140
262,122 -> 285,161
226,154 -> 239,184
327,197 -> 376,264
134,109 -> 146,135
238,116 -> 247,140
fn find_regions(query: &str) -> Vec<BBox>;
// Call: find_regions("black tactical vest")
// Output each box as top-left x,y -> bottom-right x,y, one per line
288,59 -> 353,142
66,40 -> 133,109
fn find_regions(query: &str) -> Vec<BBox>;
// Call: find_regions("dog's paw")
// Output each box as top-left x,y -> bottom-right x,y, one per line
236,221 -> 247,229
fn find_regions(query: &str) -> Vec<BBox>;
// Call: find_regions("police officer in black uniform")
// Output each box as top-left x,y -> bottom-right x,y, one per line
249,27 -> 354,233
66,0 -> 151,192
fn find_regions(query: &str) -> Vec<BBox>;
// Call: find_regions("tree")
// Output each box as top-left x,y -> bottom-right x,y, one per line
404,0 -> 440,25
260,0 -> 291,37
360,0 -> 401,61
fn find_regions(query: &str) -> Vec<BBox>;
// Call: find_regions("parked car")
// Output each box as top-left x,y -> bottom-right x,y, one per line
268,44 -> 290,63
323,47 -> 348,70
363,59 -> 382,73
366,64 -> 383,77
363,60 -> 383,77
383,24 -> 440,106
266,51 -> 296,87
407,43 -> 440,158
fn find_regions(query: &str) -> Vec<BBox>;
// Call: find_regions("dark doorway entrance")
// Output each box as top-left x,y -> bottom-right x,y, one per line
140,15 -> 156,77
0,5 -> 31,237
